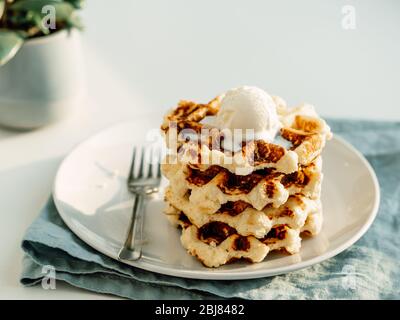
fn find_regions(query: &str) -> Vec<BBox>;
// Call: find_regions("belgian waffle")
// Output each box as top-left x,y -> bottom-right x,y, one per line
161,97 -> 332,174
164,188 -> 321,238
166,206 -> 321,268
161,156 -> 322,212
160,92 -> 330,268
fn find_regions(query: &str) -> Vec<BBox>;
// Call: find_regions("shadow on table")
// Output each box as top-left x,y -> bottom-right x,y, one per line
0,126 -> 25,141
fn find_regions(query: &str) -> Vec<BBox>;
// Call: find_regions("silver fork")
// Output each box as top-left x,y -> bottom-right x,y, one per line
118,146 -> 162,261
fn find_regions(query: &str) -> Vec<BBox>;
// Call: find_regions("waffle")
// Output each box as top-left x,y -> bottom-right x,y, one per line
165,203 -> 322,268
166,207 -> 306,268
160,92 -> 330,267
161,97 -> 332,174
165,188 -> 321,238
161,156 -> 322,212
301,208 -> 323,236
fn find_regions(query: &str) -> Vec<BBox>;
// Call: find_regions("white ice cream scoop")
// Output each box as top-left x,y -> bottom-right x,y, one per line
213,86 -> 281,150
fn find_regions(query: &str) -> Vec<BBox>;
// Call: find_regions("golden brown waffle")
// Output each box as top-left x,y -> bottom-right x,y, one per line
160,92 -> 329,268
162,157 -> 322,212
165,187 -> 321,238
161,96 -> 331,174
164,205 -> 321,268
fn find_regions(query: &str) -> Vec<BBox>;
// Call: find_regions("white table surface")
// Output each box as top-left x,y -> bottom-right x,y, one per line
0,0 -> 399,299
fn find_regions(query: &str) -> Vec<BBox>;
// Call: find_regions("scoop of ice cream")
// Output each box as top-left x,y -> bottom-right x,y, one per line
213,86 -> 281,148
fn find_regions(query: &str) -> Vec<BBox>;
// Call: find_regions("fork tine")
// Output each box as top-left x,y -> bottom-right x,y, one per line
128,147 -> 137,179
137,147 -> 145,178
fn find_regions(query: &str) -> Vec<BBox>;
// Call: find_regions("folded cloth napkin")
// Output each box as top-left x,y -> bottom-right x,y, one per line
21,119 -> 400,299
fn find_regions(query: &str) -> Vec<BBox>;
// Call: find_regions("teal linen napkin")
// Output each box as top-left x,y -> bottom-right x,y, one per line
20,120 -> 400,299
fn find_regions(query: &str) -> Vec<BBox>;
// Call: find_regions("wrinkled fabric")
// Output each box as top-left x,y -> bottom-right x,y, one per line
20,119 -> 400,299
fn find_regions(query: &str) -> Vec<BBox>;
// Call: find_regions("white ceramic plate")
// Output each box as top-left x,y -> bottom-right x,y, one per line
53,115 -> 380,280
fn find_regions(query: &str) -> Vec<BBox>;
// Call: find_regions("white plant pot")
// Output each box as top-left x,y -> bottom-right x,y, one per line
0,29 -> 85,130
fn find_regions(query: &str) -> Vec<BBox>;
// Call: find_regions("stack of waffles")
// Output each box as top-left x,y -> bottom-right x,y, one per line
160,95 -> 332,267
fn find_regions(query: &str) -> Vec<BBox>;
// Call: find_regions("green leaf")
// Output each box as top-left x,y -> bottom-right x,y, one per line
5,1 -> 83,35
0,30 -> 24,66
32,11 -> 50,34
10,0 -> 77,34
0,0 -> 5,21
11,0 -> 63,11
51,2 -> 75,21
11,0 -> 75,21
64,0 -> 84,9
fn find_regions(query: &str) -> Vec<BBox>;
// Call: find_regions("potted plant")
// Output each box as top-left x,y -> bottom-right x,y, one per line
0,0 -> 85,130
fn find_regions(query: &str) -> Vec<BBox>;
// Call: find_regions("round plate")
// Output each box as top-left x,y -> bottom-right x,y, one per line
53,115 -> 380,280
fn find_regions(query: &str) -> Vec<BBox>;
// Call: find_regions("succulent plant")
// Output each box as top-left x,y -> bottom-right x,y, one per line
0,0 -> 84,66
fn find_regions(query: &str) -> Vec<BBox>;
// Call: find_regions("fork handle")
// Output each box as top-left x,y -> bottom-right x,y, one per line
131,193 -> 145,258
119,194 -> 145,261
